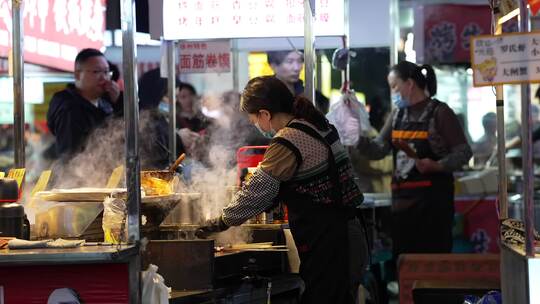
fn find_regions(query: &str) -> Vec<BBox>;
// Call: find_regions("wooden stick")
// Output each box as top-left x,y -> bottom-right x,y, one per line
169,153 -> 186,172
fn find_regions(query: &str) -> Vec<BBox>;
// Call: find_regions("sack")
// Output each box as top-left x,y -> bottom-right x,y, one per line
142,264 -> 171,304
326,91 -> 371,146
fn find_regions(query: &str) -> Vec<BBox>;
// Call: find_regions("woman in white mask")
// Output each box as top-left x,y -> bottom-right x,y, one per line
356,61 -> 472,287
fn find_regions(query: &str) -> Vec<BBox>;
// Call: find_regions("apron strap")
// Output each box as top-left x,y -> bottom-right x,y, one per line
271,137 -> 303,173
394,107 -> 405,130
287,122 -> 343,205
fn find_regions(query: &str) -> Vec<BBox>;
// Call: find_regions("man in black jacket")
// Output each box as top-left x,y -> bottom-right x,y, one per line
47,48 -> 122,159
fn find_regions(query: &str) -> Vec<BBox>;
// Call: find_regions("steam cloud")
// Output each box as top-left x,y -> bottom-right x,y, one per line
186,91 -> 258,246
26,91 -> 259,245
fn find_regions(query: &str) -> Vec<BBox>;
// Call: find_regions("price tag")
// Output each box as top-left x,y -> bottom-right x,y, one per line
7,168 -> 25,189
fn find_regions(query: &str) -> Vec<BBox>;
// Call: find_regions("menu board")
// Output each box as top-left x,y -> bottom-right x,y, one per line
160,0 -> 344,40
471,32 -> 540,87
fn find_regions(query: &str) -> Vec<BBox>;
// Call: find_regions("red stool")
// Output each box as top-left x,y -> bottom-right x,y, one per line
236,146 -> 268,185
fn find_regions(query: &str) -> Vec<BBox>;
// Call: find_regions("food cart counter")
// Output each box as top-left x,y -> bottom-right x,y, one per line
0,245 -> 137,303
0,244 -> 137,265
501,242 -> 540,303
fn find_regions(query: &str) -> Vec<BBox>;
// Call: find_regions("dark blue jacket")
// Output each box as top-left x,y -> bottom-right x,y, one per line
46,84 -> 122,158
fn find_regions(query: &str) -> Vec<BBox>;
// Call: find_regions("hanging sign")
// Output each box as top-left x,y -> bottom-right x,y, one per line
0,0 -> 106,71
471,32 -> 540,87
152,0 -> 344,40
529,0 -> 540,16
7,168 -> 25,190
414,4 -> 491,64
179,40 -> 231,73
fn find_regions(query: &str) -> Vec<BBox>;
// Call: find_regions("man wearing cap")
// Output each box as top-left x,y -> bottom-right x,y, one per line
47,48 -> 123,159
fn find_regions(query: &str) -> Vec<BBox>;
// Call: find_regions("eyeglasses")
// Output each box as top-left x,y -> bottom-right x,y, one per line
79,69 -> 114,78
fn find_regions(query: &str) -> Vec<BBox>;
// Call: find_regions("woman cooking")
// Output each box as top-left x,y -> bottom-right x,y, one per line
196,76 -> 368,304
356,61 -> 472,263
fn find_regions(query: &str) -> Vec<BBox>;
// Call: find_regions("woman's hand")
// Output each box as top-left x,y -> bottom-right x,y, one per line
177,128 -> 201,153
415,158 -> 443,174
195,216 -> 229,239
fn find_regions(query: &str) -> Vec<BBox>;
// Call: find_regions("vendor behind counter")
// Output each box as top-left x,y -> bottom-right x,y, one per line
355,61 -> 472,260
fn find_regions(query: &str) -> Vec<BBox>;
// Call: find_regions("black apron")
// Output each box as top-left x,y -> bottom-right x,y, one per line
275,123 -> 367,304
391,100 -> 454,257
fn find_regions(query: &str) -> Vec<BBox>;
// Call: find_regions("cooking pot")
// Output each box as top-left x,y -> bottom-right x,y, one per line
162,193 -> 203,225
141,170 -> 175,182
0,178 -> 19,202
0,203 -> 29,239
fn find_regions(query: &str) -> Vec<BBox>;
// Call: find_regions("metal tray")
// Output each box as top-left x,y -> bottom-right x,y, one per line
35,188 -> 181,203
35,188 -> 127,202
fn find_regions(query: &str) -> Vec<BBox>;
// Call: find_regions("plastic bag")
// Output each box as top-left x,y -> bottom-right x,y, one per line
142,264 -> 171,304
326,91 -> 371,146
47,288 -> 82,304
102,197 -> 127,244
475,291 -> 501,304
463,290 -> 501,304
